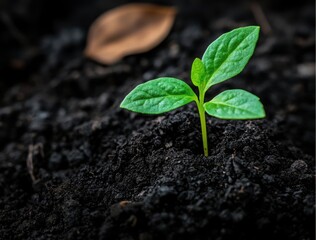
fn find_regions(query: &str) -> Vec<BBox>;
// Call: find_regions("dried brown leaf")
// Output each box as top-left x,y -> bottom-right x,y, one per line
84,3 -> 177,64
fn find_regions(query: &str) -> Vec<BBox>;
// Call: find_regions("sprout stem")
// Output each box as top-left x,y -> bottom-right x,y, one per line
196,89 -> 208,156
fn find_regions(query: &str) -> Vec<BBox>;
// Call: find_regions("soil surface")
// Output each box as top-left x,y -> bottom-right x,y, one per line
0,0 -> 315,239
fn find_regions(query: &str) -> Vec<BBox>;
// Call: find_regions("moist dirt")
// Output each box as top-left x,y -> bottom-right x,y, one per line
0,0 -> 314,239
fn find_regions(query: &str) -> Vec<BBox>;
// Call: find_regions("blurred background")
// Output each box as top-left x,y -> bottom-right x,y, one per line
0,0 -> 314,88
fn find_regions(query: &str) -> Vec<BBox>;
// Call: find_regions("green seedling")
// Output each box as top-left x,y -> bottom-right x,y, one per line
120,26 -> 265,156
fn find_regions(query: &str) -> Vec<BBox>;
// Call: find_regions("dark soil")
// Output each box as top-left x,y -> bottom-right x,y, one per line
0,0 -> 315,239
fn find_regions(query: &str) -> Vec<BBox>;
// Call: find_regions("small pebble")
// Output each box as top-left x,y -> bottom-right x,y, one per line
290,160 -> 308,174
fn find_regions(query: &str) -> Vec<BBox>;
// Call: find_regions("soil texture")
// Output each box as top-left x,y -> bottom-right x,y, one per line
0,0 -> 314,239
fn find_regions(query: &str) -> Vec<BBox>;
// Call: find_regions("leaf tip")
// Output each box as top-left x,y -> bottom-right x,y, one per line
254,25 -> 260,34
119,101 -> 124,108
120,96 -> 129,109
250,25 -> 260,36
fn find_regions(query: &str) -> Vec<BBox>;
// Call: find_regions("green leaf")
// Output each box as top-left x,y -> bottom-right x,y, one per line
204,89 -> 265,119
191,58 -> 206,87
120,77 -> 197,114
202,26 -> 260,91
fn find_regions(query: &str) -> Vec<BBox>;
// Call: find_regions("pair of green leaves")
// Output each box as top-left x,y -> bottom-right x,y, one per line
121,26 -> 265,120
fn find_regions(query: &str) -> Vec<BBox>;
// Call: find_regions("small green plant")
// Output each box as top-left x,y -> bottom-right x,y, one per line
120,26 -> 265,156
